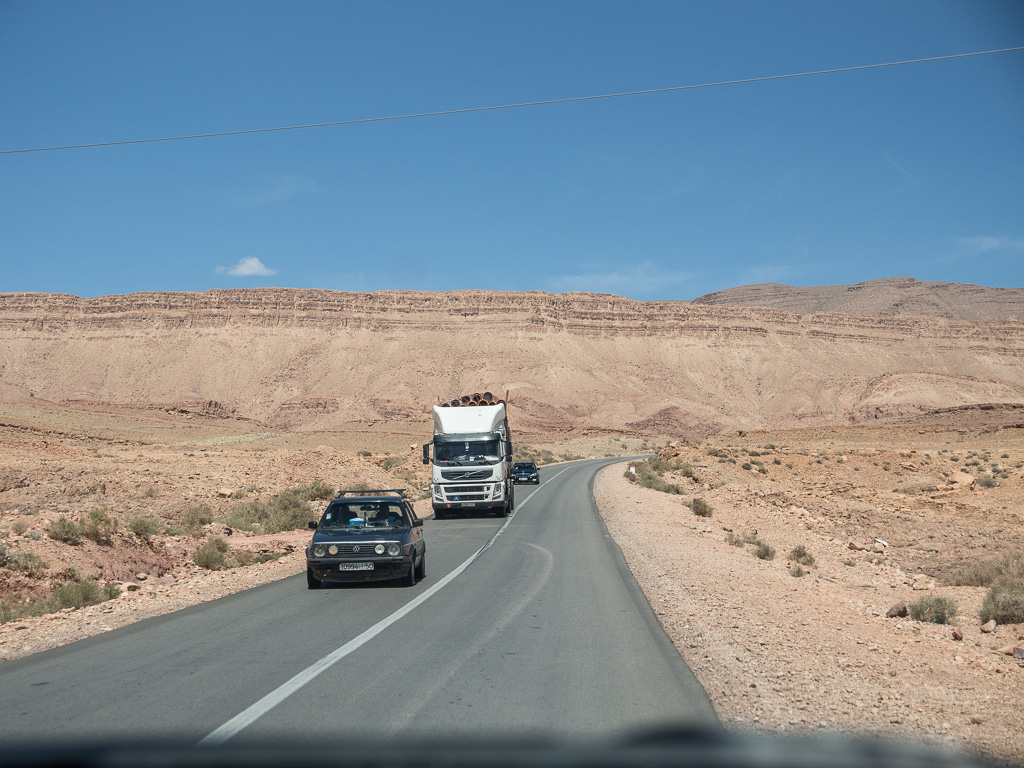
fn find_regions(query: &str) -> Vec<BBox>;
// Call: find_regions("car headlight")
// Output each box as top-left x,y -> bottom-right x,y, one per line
328,544 -> 338,556
387,542 -> 401,556
374,543 -> 386,555
312,544 -> 326,558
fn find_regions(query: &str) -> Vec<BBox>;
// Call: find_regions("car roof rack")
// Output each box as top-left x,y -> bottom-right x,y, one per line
335,488 -> 408,498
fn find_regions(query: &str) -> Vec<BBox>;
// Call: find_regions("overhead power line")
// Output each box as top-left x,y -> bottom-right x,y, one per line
3,46 -> 1022,156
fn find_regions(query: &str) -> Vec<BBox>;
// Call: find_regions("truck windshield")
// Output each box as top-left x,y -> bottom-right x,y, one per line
435,438 -> 501,465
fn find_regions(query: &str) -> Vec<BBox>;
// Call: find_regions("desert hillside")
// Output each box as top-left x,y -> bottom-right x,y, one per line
1,284 -> 1022,438
692,277 -> 1024,322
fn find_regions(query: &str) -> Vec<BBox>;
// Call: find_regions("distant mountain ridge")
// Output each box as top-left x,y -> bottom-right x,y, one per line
692,277 -> 1024,322
1,280 -> 1022,439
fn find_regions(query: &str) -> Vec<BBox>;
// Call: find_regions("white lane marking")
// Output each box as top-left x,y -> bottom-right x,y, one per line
199,466 -> 570,745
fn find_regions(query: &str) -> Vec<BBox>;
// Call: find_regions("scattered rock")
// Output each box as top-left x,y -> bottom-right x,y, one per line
848,541 -> 865,551
217,487 -> 234,498
871,542 -> 886,554
1014,647 -> 1024,660
947,471 -> 976,490
135,573 -> 148,581
994,645 -> 1015,656
952,629 -> 963,641
886,603 -> 908,618
970,716 -> 984,725
912,579 -> 935,591
981,620 -> 997,633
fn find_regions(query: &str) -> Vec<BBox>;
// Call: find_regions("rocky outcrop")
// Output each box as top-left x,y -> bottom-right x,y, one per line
1,288 -> 1023,437
692,277 -> 1024,323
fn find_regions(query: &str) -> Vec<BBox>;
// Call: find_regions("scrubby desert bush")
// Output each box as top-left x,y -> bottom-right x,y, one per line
127,515 -> 161,542
690,498 -> 713,518
3,550 -> 48,577
181,505 -> 214,535
82,508 -> 117,544
11,519 -> 29,535
788,545 -> 815,567
295,480 -> 335,501
224,489 -> 313,534
909,596 -> 958,624
193,537 -> 230,570
953,553 -> 1024,587
976,475 -> 999,488
382,457 -> 405,472
755,541 -> 776,561
790,566 -> 807,578
624,460 -> 685,495
979,580 -> 1024,625
47,516 -> 82,545
0,578 -> 119,624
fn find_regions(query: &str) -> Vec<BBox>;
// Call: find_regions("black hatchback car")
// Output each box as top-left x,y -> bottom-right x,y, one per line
511,462 -> 539,484
306,489 -> 425,588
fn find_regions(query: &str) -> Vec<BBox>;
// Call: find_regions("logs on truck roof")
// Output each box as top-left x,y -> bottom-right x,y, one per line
445,392 -> 504,407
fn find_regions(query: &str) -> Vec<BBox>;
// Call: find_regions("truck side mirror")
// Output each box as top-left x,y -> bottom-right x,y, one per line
505,440 -> 513,457
422,443 -> 430,465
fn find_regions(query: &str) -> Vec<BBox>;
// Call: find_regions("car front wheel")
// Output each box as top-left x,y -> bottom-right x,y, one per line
415,551 -> 426,580
306,567 -> 321,590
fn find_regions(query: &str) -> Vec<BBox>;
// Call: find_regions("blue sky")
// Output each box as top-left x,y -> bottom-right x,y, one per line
1,1 -> 1022,300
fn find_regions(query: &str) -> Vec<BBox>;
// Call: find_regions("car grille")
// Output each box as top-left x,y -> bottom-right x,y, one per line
333,542 -> 394,555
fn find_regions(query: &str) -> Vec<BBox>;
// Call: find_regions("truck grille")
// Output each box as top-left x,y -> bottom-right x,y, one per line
440,484 -> 490,501
441,469 -> 492,481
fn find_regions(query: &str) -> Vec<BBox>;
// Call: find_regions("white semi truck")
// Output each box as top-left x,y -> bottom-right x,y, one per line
422,396 -> 514,519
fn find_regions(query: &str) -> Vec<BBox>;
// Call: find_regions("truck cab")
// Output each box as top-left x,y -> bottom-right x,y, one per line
422,403 -> 514,519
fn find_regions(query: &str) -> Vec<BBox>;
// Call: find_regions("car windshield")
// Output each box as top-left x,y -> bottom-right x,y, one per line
320,501 -> 409,528
435,438 -> 502,465
514,463 -> 535,470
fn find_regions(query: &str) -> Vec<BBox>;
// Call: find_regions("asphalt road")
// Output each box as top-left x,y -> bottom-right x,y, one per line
0,458 -> 717,746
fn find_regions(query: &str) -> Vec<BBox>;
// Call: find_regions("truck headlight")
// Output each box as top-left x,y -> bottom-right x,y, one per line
432,485 -> 442,500
492,484 -> 502,499
387,543 -> 401,556
312,544 -> 326,558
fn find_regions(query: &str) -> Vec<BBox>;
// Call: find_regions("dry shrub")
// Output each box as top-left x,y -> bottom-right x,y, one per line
193,537 -> 230,570
909,596 -> 958,624
81,508 -> 117,544
953,553 -> 1024,587
690,498 -> 713,517
128,515 -> 161,542
788,545 -> 815,567
181,504 -> 214,535
47,516 -> 82,545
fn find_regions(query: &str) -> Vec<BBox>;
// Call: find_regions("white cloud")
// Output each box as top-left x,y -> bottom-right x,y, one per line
215,257 -> 277,277
955,236 -> 1024,256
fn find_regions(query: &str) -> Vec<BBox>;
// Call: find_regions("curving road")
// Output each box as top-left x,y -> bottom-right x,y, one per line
0,458 -> 717,745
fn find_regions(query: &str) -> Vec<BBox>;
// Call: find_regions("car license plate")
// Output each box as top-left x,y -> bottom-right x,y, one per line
340,562 -> 374,571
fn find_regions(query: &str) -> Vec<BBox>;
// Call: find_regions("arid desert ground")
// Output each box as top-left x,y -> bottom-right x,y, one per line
1,280 -> 1022,762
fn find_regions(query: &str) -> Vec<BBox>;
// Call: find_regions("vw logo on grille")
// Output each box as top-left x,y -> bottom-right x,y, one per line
352,545 -> 361,553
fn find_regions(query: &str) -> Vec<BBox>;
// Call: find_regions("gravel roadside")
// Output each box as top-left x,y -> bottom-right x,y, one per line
594,462 -> 1023,765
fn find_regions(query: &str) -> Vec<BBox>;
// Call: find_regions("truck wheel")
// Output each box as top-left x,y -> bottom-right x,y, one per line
306,567 -> 321,590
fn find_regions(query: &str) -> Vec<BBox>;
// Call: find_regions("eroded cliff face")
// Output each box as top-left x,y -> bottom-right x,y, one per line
1,289 -> 1022,438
